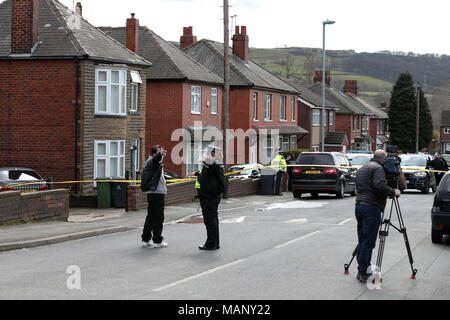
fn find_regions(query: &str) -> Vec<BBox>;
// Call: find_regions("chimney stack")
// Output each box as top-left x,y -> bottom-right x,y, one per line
343,80 -> 358,95
180,26 -> 197,49
126,13 -> 139,54
11,0 -> 39,54
232,25 -> 249,63
75,2 -> 82,16
313,70 -> 331,86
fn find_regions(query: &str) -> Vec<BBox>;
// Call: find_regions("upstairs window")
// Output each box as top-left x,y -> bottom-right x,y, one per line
264,94 -> 272,121
291,97 -> 296,121
253,93 -> 258,121
191,86 -> 202,114
312,109 -> 320,126
211,88 -> 218,114
95,69 -> 127,115
280,95 -> 287,121
329,111 -> 333,126
130,70 -> 142,112
445,127 -> 450,134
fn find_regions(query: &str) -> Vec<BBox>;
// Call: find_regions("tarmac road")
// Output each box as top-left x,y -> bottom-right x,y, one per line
0,191 -> 449,300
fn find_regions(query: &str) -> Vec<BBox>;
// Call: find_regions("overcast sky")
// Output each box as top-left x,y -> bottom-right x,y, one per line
4,0 -> 450,55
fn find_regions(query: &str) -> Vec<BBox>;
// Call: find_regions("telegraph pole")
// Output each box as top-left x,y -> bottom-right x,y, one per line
223,0 -> 230,198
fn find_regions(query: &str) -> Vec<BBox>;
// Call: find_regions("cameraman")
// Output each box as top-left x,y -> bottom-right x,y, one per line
354,150 -> 401,282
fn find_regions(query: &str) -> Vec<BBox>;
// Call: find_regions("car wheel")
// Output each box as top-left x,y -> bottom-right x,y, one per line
336,181 -> 345,199
311,192 -> 319,198
421,179 -> 429,194
431,228 -> 443,244
293,191 -> 302,199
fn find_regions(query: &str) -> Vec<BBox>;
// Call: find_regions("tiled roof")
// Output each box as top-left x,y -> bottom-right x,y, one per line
348,94 -> 388,119
324,132 -> 347,145
309,82 -> 372,115
283,77 -> 338,109
100,27 -> 223,84
0,0 -> 150,66
183,39 -> 300,94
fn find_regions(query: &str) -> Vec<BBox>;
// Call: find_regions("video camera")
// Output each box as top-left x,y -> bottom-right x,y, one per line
385,154 -> 401,188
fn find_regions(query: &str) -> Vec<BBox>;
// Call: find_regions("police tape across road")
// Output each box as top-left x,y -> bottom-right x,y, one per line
1,164 -> 449,191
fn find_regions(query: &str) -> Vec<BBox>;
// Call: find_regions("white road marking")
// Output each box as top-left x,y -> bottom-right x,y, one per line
221,216 -> 246,223
274,231 -> 321,249
338,218 -> 353,225
265,201 -> 328,211
283,218 -> 309,224
153,259 -> 246,292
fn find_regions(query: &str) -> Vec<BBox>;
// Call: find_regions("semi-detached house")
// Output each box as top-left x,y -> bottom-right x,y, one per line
101,20 -> 224,177
182,26 -> 308,165
0,0 -> 151,195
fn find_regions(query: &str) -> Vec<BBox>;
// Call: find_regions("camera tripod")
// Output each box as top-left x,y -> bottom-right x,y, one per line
344,196 -> 418,280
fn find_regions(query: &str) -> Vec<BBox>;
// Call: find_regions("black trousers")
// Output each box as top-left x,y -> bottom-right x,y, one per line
275,171 -> 284,195
200,196 -> 221,248
142,193 -> 165,243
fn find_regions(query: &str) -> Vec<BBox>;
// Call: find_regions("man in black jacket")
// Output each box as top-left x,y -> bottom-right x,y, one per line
195,147 -> 225,250
354,150 -> 401,282
429,153 -> 448,186
141,145 -> 168,248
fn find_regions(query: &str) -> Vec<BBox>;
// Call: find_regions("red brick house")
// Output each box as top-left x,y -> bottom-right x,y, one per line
284,78 -> 340,151
101,21 -> 224,177
343,80 -> 389,151
440,110 -> 450,154
0,0 -> 151,195
182,26 -> 307,165
309,72 -> 374,152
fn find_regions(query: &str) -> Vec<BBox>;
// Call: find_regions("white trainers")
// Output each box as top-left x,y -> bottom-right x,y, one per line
141,241 -> 154,248
152,241 -> 168,248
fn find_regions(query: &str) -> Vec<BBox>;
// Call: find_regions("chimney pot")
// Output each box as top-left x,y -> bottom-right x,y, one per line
126,14 -> 139,54
232,25 -> 249,63
180,26 -> 197,49
241,26 -> 247,35
75,2 -> 82,16
235,26 -> 240,34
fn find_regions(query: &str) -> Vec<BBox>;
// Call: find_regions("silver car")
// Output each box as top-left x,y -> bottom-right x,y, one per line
0,167 -> 48,193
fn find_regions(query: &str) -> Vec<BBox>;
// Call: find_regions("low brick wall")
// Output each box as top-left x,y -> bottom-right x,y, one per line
0,189 -> 70,224
127,178 -> 260,211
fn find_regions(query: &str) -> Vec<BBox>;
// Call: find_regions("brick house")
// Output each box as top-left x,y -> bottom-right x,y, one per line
440,110 -> 450,154
309,71 -> 374,151
284,78 -> 341,151
182,26 -> 308,165
101,21 -> 224,176
0,0 -> 151,195
343,80 -> 389,151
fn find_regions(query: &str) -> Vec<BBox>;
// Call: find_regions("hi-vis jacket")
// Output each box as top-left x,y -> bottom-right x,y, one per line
271,155 -> 287,172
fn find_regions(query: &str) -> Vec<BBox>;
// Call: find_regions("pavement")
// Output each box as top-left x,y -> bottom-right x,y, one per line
0,193 -> 291,252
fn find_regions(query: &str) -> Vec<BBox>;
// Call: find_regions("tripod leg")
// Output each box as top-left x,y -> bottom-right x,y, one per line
344,245 -> 358,274
375,198 -> 394,277
393,197 -> 418,279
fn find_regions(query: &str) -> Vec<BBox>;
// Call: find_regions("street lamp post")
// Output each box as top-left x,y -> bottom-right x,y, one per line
416,82 -> 420,153
321,19 -> 335,152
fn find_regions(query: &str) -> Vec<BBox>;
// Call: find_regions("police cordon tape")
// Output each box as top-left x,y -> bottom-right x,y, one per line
1,164 -> 449,191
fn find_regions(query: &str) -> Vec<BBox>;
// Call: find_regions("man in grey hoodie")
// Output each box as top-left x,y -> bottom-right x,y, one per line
141,145 -> 168,248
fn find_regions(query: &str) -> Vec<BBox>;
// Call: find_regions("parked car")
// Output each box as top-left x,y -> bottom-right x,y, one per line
431,172 -> 450,243
441,154 -> 450,168
346,153 -> 373,169
399,154 -> 436,194
292,152 -> 356,199
0,167 -> 48,193
229,164 -> 263,178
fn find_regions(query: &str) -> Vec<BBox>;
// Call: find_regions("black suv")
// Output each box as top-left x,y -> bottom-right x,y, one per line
399,154 -> 436,194
292,152 -> 356,199
431,172 -> 450,243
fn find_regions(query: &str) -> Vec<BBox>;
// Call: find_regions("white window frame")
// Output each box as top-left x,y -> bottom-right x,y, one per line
264,94 -> 272,121
191,86 -> 202,114
329,110 -> 333,126
291,97 -> 296,122
281,136 -> 289,151
211,88 -> 218,114
95,69 -> 127,116
130,138 -> 140,172
312,109 -> 320,126
264,136 -> 274,159
186,141 -> 209,175
290,135 -> 297,150
130,83 -> 139,112
94,140 -> 125,179
445,127 -> 450,134
253,92 -> 258,121
280,95 -> 287,121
